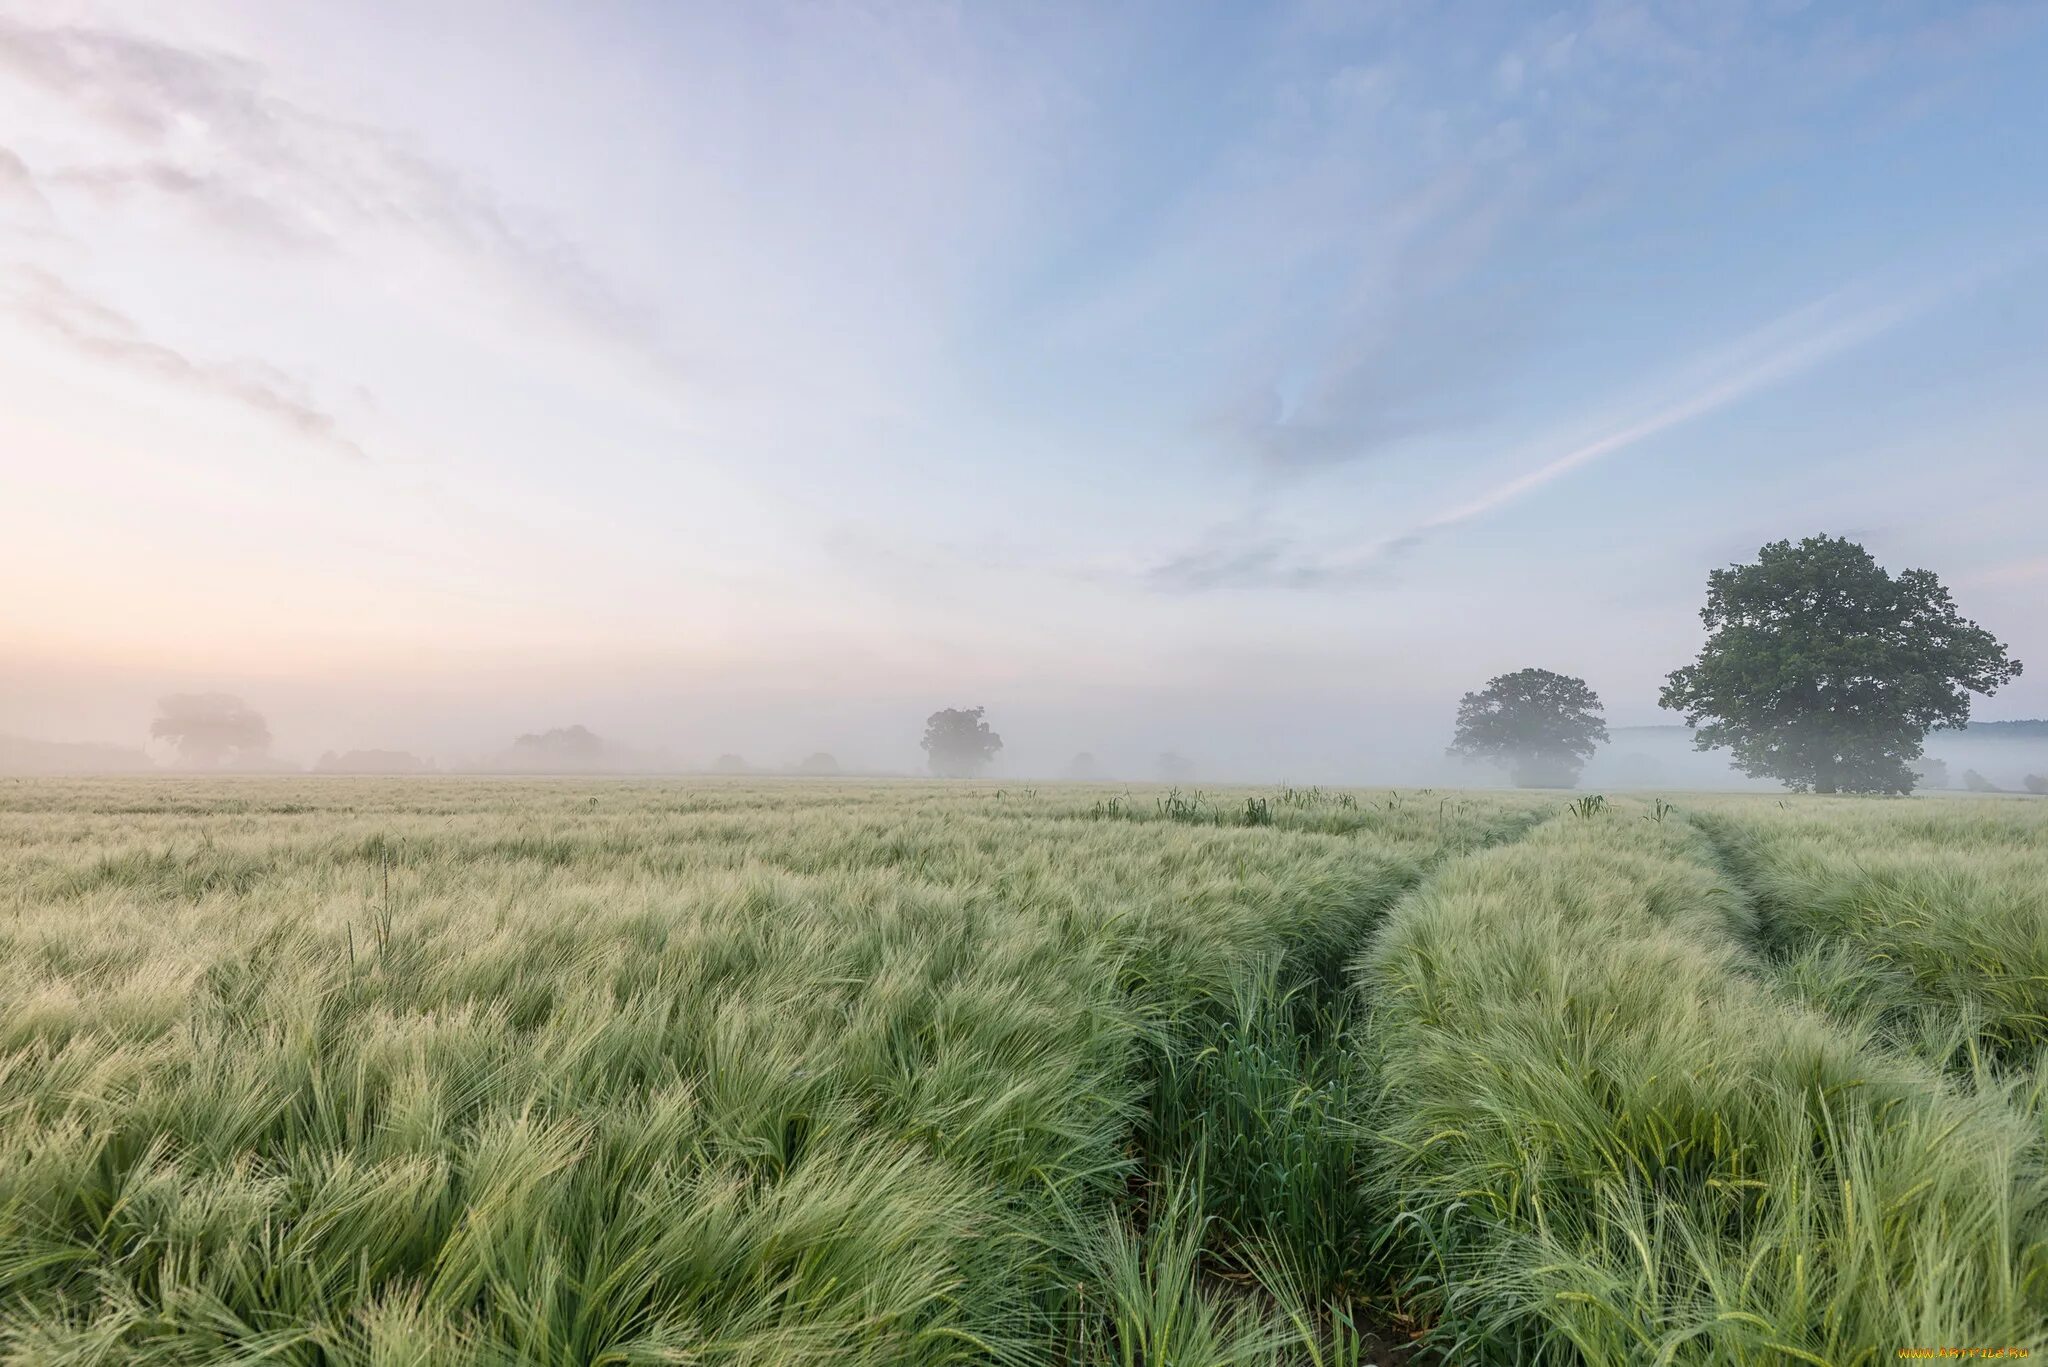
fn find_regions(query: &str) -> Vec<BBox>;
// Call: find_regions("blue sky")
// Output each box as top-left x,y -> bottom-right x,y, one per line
2,0 -> 2045,775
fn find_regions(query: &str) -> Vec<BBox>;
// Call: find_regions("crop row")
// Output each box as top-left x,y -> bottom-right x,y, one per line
1360,798 -> 2047,1361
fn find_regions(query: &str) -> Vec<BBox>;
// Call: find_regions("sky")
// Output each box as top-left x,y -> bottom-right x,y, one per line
2,0 -> 2046,779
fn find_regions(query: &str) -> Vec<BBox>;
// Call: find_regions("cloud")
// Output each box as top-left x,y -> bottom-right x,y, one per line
1142,530 -> 1296,593
0,144 -> 53,224
45,159 -> 326,248
1409,289 -> 1931,534
0,14 -> 645,341
1142,524 -> 1415,593
1117,7 -> 2045,596
1078,1 -> 2043,492
1043,72 -> 1539,471
1142,264 -> 2006,592
1,266 -> 366,460
1206,286 -> 1536,471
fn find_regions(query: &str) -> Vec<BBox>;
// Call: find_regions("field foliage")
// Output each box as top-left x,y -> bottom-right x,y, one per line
0,779 -> 2041,1365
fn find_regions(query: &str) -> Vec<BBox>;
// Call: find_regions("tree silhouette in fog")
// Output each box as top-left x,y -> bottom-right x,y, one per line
151,694 -> 271,768
1449,669 -> 1607,788
796,752 -> 840,776
1661,536 -> 2021,794
509,725 -> 605,770
921,707 -> 1002,778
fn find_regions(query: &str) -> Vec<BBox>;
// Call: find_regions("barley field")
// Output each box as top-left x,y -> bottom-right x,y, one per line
0,779 -> 2042,1365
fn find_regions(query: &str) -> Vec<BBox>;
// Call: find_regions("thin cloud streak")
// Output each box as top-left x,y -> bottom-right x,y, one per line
1409,244 -> 2040,545
0,14 -> 649,346
1418,291 -> 1927,533
1144,260 -> 2015,593
0,144 -> 51,222
1,266 -> 366,460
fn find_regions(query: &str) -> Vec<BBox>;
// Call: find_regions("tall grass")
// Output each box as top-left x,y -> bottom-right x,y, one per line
1142,967 -> 1376,1299
1359,800 -> 2048,1362
3,780 -> 2040,1363
1692,799 -> 2048,1070
0,778 -> 1532,1364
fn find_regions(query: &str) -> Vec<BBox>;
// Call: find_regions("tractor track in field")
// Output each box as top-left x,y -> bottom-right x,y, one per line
1097,804 -> 1559,1365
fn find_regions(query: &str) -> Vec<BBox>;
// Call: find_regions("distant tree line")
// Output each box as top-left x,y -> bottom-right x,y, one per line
75,535 -> 2038,798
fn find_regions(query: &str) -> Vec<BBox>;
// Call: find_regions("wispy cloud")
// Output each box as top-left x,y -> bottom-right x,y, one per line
1088,0 -> 2043,490
1144,266 -> 2005,592
1142,526 -> 1301,594
0,143 -> 52,226
1,265 -> 365,460
0,14 -> 645,342
1203,284 -> 1538,472
1413,288 -> 1934,534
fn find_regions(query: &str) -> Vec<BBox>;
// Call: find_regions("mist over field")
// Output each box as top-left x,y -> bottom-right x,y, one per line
0,678 -> 1506,783
9,680 -> 2048,789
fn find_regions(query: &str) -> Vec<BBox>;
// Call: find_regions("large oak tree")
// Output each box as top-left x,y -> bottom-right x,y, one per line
1659,536 -> 2021,794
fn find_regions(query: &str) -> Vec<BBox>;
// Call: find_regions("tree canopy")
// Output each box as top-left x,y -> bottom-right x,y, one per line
921,707 -> 1002,778
151,693 -> 271,768
1659,535 -> 2021,794
1448,668 -> 1608,788
504,725 -> 608,773
511,725 -> 603,762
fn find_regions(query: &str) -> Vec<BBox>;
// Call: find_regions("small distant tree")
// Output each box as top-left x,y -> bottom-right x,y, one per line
712,753 -> 749,775
151,693 -> 271,767
922,707 -> 1002,778
1961,769 -> 1999,793
1448,668 -> 1608,788
1911,756 -> 1951,790
796,752 -> 840,776
1154,751 -> 1196,783
1065,752 -> 1100,780
2025,774 -> 2047,796
1660,536 -> 2022,794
